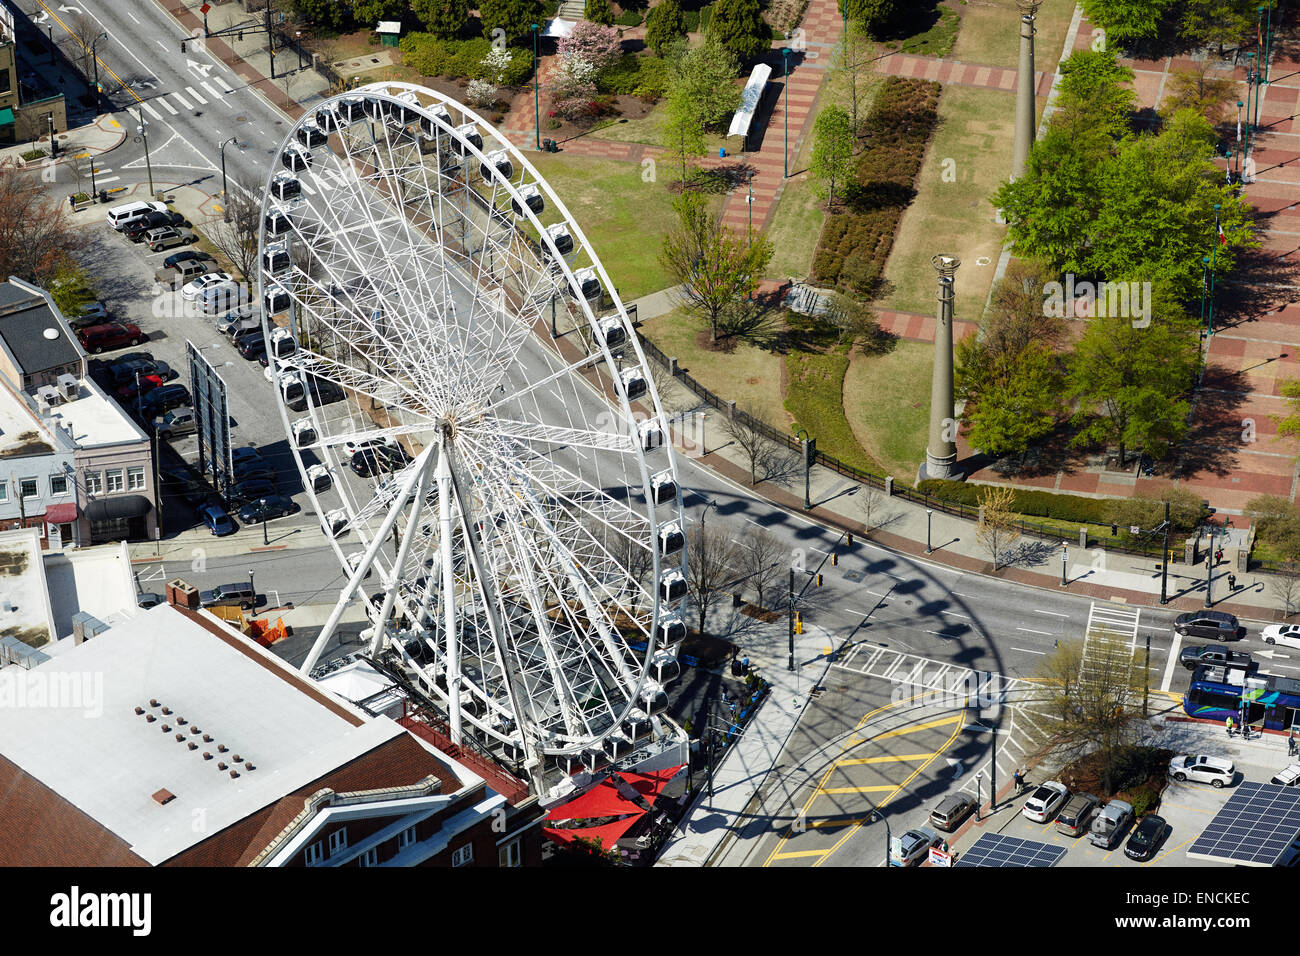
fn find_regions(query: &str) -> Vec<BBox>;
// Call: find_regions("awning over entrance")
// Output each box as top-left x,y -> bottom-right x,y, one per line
85,495 -> 152,521
44,502 -> 78,523
0,108 -> 14,127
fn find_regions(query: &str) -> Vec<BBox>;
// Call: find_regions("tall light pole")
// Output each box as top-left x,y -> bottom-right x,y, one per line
531,23 -> 540,151
91,32 -> 107,106
923,255 -> 960,480
249,568 -> 256,607
266,4 -> 277,80
1159,500 -> 1171,606
1011,1 -> 1043,180
926,508 -> 933,554
219,136 -> 238,222
1244,52 -> 1257,171
1207,204 -> 1221,338
1235,100 -> 1243,180
1204,524 -> 1215,607
782,47 -> 791,178
1061,543 -> 1068,587
136,110 -> 155,198
796,428 -> 812,510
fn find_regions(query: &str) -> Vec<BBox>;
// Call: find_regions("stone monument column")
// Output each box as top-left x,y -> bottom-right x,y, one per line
923,254 -> 961,481
1011,0 -> 1042,181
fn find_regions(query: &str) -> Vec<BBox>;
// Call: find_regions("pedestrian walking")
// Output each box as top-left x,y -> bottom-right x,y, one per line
1289,730 -> 1298,757
1226,715 -> 1235,738
1013,768 -> 1025,793
1228,574 -> 1237,590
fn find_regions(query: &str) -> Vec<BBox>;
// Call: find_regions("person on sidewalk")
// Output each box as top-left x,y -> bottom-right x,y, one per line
1228,573 -> 1237,590
1289,730 -> 1298,757
1226,715 -> 1235,738
1012,768 -> 1024,793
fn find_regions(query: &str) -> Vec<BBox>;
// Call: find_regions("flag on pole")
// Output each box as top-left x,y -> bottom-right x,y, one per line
1218,223 -> 1228,247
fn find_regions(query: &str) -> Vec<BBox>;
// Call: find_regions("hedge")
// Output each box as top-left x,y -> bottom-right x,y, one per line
615,8 -> 643,25
400,33 -> 533,85
811,77 -> 940,295
916,479 -> 1115,526
597,53 -> 669,99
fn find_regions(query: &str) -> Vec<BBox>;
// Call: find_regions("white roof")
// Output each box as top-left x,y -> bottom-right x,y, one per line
0,528 -> 55,650
728,63 -> 772,138
43,542 -> 136,640
0,603 -> 404,865
46,376 -> 145,447
315,660 -> 403,715
376,20 -> 401,33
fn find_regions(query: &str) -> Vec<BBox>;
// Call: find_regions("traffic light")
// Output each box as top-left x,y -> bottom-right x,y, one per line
831,553 -> 838,566
180,40 -> 187,52
794,613 -> 803,635
846,532 -> 853,547
732,593 -> 742,608
238,30 -> 244,41
815,573 -> 823,587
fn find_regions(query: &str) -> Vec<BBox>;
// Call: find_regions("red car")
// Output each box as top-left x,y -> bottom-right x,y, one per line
115,373 -> 164,401
77,322 -> 144,354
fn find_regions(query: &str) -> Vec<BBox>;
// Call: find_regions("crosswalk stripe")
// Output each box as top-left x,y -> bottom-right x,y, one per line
170,91 -> 192,110
157,98 -> 178,115
139,100 -> 163,119
201,81 -> 224,101
94,176 -> 121,184
185,86 -> 207,104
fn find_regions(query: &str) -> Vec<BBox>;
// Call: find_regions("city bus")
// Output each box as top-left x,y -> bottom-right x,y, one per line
1183,665 -> 1300,731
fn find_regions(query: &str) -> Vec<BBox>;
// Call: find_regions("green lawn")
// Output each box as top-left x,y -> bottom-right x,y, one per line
842,340 -> 932,480
885,3 -> 962,59
948,0 -> 1076,73
589,108 -> 732,158
527,152 -> 705,301
785,339 -> 882,473
875,84 -> 1015,322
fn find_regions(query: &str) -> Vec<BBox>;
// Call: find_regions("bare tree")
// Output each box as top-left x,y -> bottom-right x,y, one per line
975,484 -> 1021,571
69,15 -> 100,84
721,407 -> 778,485
736,528 -> 785,611
66,152 -> 93,201
204,173 -> 260,282
1272,562 -> 1300,618
686,524 -> 739,635
856,486 -> 891,537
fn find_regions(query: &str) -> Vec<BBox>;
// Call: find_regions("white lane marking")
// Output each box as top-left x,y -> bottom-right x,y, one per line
1015,627 -> 1052,636
847,609 -> 874,619
93,176 -> 120,184
940,610 -> 970,619
201,81 -> 224,101
924,629 -> 961,638
157,98 -> 179,115
138,100 -> 163,120
1160,633 -> 1183,693
1034,609 -> 1069,617
170,91 -> 193,110
299,180 -> 316,195
128,11 -> 140,23
156,40 -> 168,51
1012,647 -> 1046,655
185,86 -> 207,104
951,591 -> 973,597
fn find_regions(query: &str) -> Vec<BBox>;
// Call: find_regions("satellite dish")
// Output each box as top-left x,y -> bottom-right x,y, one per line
42,328 -> 58,340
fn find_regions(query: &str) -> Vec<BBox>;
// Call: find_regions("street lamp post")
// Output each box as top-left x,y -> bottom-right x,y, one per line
296,32 -> 305,71
1207,204 -> 1221,337
219,136 -> 238,222
91,32 -> 107,106
266,4 -> 277,80
1236,100 -> 1244,180
1200,255 -> 1211,332
47,113 -> 56,158
796,428 -> 812,511
787,566 -> 796,672
1061,543 -> 1068,587
782,47 -> 791,178
926,508 -> 933,554
868,809 -> 891,868
248,568 -> 255,606
136,111 -> 155,198
1160,500 -> 1171,605
1245,53 -> 1257,168
975,771 -> 984,821
531,24 -> 540,151
1204,525 -> 1215,607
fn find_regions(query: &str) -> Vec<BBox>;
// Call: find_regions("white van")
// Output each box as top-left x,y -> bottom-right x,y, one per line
106,200 -> 166,231
201,282 -> 249,316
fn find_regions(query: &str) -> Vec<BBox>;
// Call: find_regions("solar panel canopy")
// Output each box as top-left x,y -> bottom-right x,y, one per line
1186,782 -> 1300,866
953,833 -> 1065,867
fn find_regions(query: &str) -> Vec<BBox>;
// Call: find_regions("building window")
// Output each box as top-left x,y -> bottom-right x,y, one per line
304,841 -> 324,865
85,472 -> 102,495
498,840 -> 521,868
359,847 -> 378,868
19,478 -> 36,500
50,474 -> 68,496
397,826 -> 416,850
127,467 -> 145,491
0,69 -> 11,96
105,469 -> 123,493
328,828 -> 347,857
0,481 -> 8,502
451,843 -> 474,867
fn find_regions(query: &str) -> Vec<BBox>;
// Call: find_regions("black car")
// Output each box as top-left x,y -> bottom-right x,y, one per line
163,249 -> 212,270
231,461 -> 275,483
286,375 -> 345,412
235,328 -> 267,359
1179,645 -> 1253,672
124,211 -> 183,241
108,357 -> 173,386
237,494 -> 298,524
227,476 -> 277,505
1174,611 -> 1240,642
1124,815 -> 1167,861
140,383 -> 191,417
350,445 -> 410,477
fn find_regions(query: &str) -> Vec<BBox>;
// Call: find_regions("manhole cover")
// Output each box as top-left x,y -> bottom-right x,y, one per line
235,115 -> 248,122
904,600 -> 913,607
843,570 -> 864,582
976,256 -> 991,266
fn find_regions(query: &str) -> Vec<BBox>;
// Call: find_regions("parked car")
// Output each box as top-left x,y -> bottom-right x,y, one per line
153,407 -> 197,440
1180,645 -> 1254,671
237,494 -> 298,524
286,375 -> 345,412
136,592 -> 164,609
345,437 -> 399,458
77,322 -> 144,354
929,793 -> 977,833
350,445 -> 409,477
227,477 -> 277,505
889,827 -> 943,867
163,250 -> 213,271
1088,799 -> 1134,850
198,581 -> 256,609
231,460 -> 275,482
231,446 -> 264,467
155,257 -> 216,288
236,330 -> 267,360
216,305 -> 261,337
1169,754 -> 1235,788
1262,624 -> 1300,650
197,502 -> 236,536
115,372 -> 164,402
108,357 -> 173,386
1271,765 -> 1300,787
1054,792 -> 1101,837
106,199 -> 167,231
1174,610 -> 1240,642
139,383 -> 192,417
1124,814 -> 1168,862
1021,781 -> 1070,823
181,271 -> 234,301
67,301 -> 109,330
145,226 -> 195,251
124,210 -> 182,241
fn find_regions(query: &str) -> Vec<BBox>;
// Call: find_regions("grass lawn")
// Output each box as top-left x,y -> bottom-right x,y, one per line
589,108 -> 731,158
884,3 -> 962,59
875,84 -> 1015,322
638,307 -> 789,426
949,0 -> 1076,73
763,103 -> 826,281
527,153 -> 714,301
785,340 -> 882,473
842,340 -> 932,480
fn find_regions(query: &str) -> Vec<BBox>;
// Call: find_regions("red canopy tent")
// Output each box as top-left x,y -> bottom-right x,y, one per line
545,780 -> 637,821
616,765 -> 684,804
543,812 -> 645,849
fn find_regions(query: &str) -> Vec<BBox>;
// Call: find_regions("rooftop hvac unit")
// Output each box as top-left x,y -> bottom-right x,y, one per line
57,374 -> 79,401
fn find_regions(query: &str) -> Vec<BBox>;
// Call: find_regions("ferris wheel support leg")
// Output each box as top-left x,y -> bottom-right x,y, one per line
298,445 -> 436,676
369,454 -> 434,657
436,444 -> 463,745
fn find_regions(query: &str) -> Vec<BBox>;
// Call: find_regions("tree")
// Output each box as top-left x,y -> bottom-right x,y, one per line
550,55 -> 599,122
856,486 -> 890,536
1272,562 -> 1300,618
349,0 -> 409,26
665,37 -> 741,131
1107,487 -> 1206,534
956,341 -> 1062,459
706,0 -> 771,64
558,21 -> 623,74
662,87 -> 707,185
810,105 -> 854,209
412,0 -> 470,39
659,191 -> 773,345
720,407 -> 779,485
1079,0 -> 1176,47
0,166 -> 88,290
584,0 -> 615,25
1036,633 -> 1151,794
1066,313 -> 1199,467
981,259 -> 1067,359
205,175 -> 261,282
293,0 -> 359,30
975,484 -> 1021,571
1160,63 -> 1238,124
644,0 -> 687,56
830,20 -> 875,138
823,291 -> 879,352
478,0 -> 544,44
686,524 -> 739,634
69,15 -> 101,84
48,263 -> 97,319
840,0 -> 899,37
736,528 -> 784,610
1179,0 -> 1255,53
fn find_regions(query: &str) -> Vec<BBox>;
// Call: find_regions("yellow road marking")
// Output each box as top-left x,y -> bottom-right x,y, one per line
805,817 -> 872,828
768,849 -> 830,861
821,785 -> 898,794
835,753 -> 939,766
37,0 -> 145,106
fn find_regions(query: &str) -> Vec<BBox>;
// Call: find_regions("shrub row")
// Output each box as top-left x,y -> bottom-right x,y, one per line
400,33 -> 534,86
596,53 -> 670,100
615,8 -> 643,26
810,77 -> 940,294
917,478 -> 1116,526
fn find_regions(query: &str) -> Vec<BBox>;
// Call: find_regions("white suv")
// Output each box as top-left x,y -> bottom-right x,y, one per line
1170,754 -> 1235,788
1021,781 -> 1070,823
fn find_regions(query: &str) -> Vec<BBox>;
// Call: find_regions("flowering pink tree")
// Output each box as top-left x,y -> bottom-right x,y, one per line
557,21 -> 623,75
550,55 -> 598,121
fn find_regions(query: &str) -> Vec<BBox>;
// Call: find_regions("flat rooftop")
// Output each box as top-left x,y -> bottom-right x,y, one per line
0,603 -> 404,865
45,376 -> 144,447
0,528 -> 55,649
0,387 -> 58,459
43,544 -> 136,641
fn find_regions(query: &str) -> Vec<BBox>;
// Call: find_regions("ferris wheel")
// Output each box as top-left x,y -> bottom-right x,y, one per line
256,82 -> 687,792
